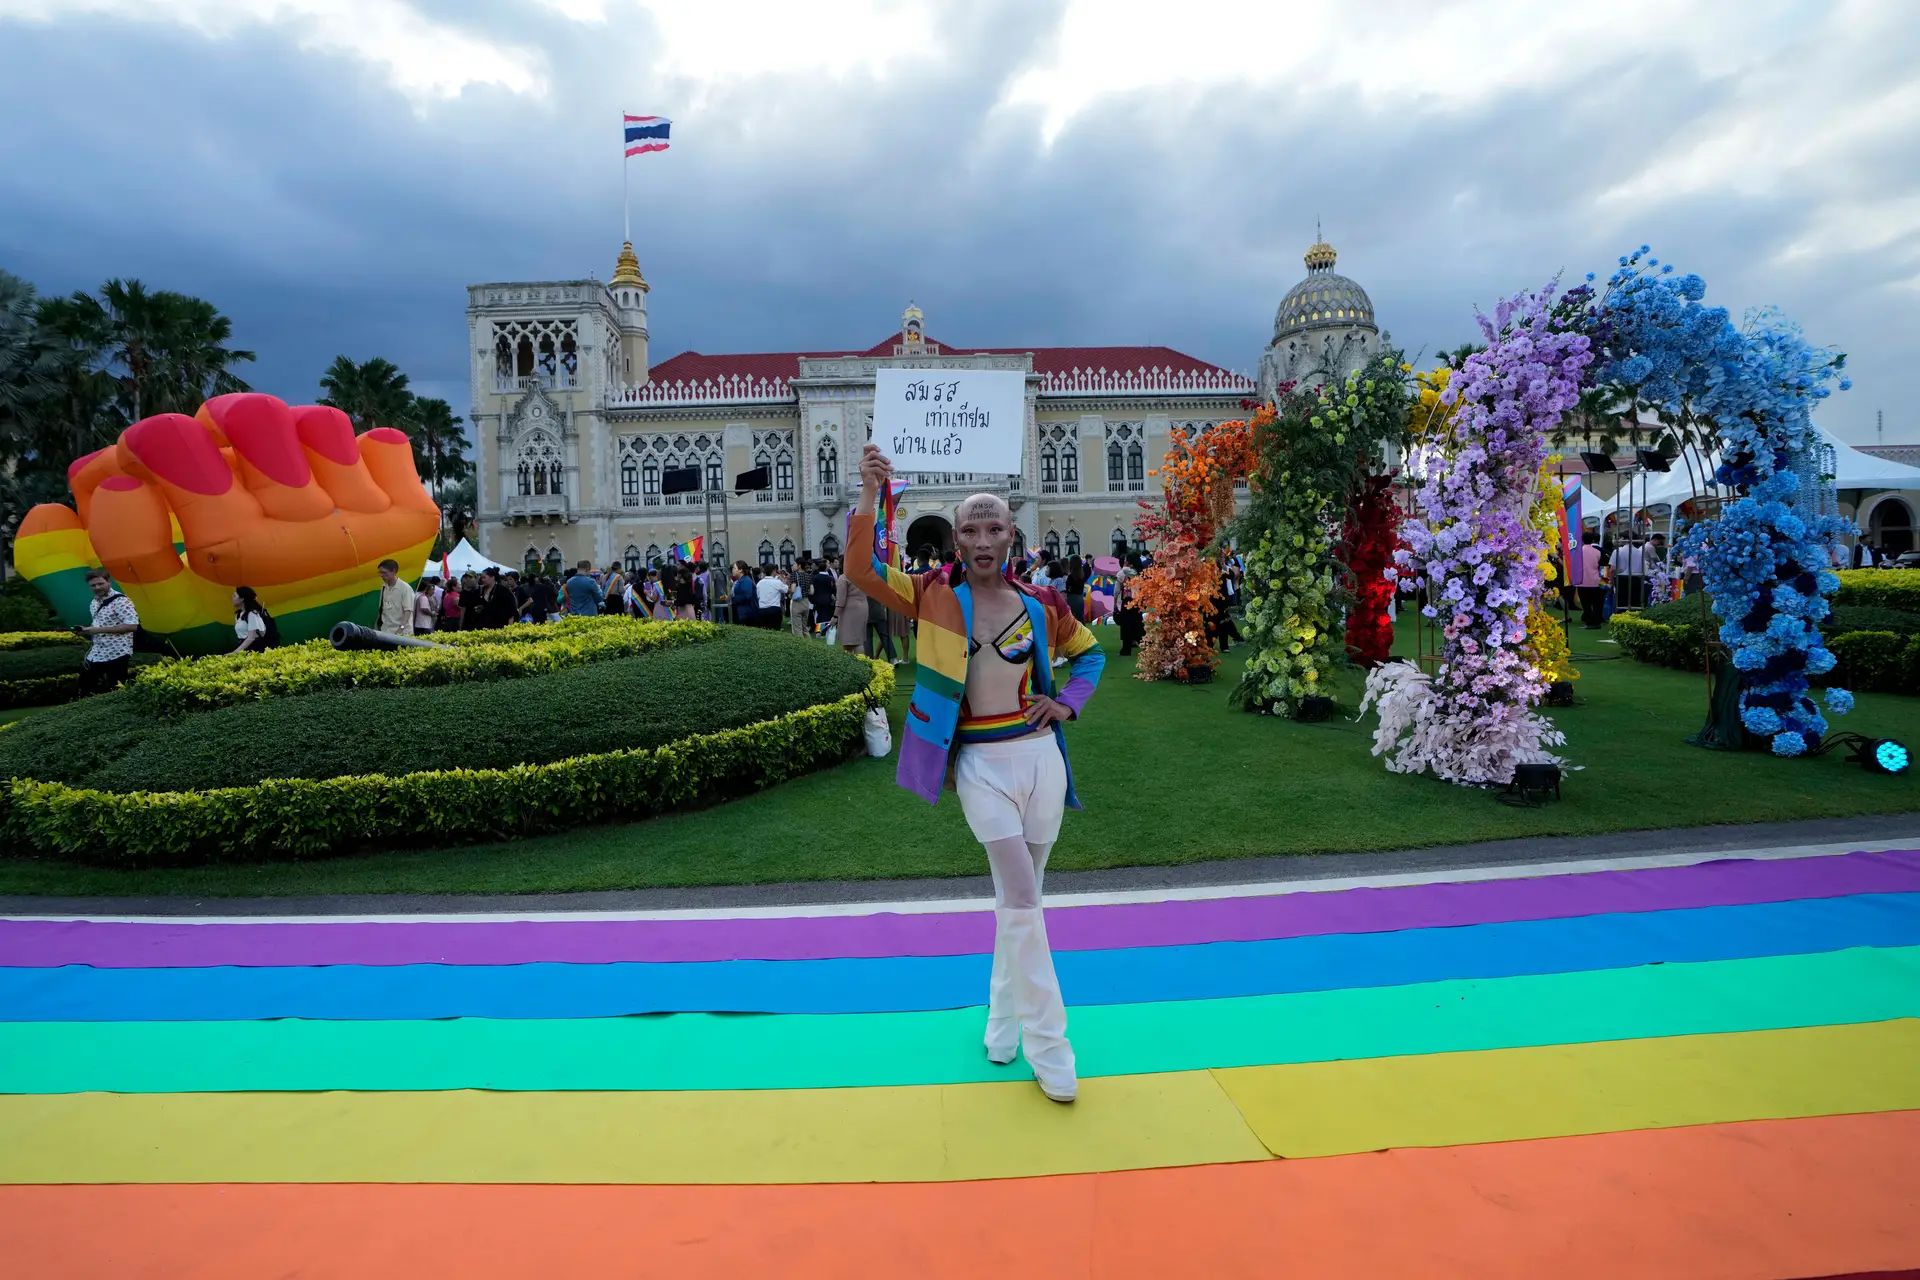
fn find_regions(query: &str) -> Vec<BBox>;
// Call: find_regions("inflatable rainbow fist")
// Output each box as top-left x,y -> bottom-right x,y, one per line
15,393 -> 440,655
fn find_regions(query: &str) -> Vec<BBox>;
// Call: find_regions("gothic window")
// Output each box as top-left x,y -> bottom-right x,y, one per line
1111,528 -> 1130,557
1041,445 -> 1058,484
620,459 -> 639,504
532,462 -> 548,495
820,533 -> 840,559
549,461 -> 564,495
1061,441 -> 1078,486
646,544 -> 663,566
516,430 -> 562,502
517,463 -> 532,496
524,546 -> 540,573
707,458 -> 723,492
1044,529 -> 1061,558
758,539 -> 776,565
751,429 -> 796,504
779,538 -> 797,568
624,545 -> 641,573
1065,528 -> 1081,558
710,540 -> 728,567
643,462 -> 659,497
492,319 -> 581,389
545,547 -> 563,575
1011,527 -> 1027,559
817,440 -> 838,489
1104,421 -> 1144,493
1037,423 -> 1077,493
776,457 -> 794,497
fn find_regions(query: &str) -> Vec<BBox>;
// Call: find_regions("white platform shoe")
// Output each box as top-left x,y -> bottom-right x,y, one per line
999,906 -> 1077,1102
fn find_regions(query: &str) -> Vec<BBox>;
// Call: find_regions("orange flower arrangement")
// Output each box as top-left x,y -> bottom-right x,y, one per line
1133,415 -> 1258,680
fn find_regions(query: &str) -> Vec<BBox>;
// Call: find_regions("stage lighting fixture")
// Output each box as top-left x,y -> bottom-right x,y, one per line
1296,694 -> 1334,722
1501,761 -> 1563,807
1544,680 -> 1575,707
1579,451 -> 1617,473
1636,448 -> 1673,472
1863,738 -> 1911,775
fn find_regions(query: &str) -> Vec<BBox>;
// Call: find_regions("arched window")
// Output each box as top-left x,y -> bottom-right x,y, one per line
820,533 -> 841,560
779,538 -> 797,568
549,461 -> 564,495
620,460 -> 639,504
1107,442 -> 1125,490
544,547 -> 563,576
1060,443 -> 1078,486
1044,529 -> 1061,558
710,540 -> 728,567
532,462 -> 548,495
524,546 -> 540,573
517,462 -> 532,496
1126,443 -> 1144,488
642,461 -> 660,502
1111,528 -> 1129,557
758,539 -> 776,565
1040,444 -> 1058,485
646,543 -> 663,566
623,545 -> 641,573
1065,529 -> 1081,557
776,457 -> 794,496
817,441 -> 838,489
706,458 -> 723,492
1011,527 -> 1027,559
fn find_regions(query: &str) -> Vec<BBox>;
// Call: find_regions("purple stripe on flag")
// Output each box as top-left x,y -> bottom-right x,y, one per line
1,850 -> 1915,969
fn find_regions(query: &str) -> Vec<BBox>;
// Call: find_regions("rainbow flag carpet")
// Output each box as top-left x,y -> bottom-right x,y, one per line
2,847 -> 1919,1277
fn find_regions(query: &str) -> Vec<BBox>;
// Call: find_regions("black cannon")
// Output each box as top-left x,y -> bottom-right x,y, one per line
329,621 -> 450,651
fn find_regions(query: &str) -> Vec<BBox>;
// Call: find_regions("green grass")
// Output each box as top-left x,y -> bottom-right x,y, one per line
0,628 -> 869,793
0,624 -> 1913,897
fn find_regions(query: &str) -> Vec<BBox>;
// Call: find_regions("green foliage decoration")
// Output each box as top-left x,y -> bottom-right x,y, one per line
0,659 -> 893,866
1232,355 -> 1410,715
1833,569 -> 1920,613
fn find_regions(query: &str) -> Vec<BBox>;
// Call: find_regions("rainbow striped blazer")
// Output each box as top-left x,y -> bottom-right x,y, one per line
846,516 -> 1105,807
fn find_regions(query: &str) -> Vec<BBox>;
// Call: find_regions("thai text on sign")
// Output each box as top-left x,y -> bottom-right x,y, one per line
872,368 -> 1026,474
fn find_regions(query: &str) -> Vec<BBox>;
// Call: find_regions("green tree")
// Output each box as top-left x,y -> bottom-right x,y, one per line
317,355 -> 414,433
410,396 -> 472,493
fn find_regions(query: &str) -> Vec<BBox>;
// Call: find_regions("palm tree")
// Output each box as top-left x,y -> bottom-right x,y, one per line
410,396 -> 471,494
318,355 -> 414,433
149,293 -> 253,413
28,294 -> 122,465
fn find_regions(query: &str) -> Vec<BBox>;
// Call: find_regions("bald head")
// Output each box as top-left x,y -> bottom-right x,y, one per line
953,492 -> 1016,583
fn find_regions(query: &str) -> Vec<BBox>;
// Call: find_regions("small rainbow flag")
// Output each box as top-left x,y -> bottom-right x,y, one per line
669,536 -> 703,563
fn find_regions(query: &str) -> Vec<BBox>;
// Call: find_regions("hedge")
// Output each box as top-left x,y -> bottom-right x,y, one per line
0,645 -> 158,709
1828,630 -> 1920,695
1610,613 -> 1710,672
1835,569 -> 1920,612
0,659 -> 894,866
0,632 -> 83,653
130,616 -> 719,714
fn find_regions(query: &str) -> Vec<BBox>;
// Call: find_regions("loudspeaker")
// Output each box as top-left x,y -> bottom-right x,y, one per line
1579,451 -> 1617,473
662,466 -> 701,495
734,465 -> 772,492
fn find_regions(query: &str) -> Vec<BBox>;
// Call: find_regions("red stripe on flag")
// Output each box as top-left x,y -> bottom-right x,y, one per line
625,143 -> 669,156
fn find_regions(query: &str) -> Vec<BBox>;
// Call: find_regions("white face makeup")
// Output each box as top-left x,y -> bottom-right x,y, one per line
954,494 -> 1014,578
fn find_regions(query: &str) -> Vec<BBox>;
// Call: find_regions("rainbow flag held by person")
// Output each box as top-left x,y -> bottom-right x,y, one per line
850,479 -> 911,570
669,537 -> 703,564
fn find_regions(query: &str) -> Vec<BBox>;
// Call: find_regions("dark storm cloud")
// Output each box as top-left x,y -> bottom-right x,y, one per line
0,1 -> 1912,439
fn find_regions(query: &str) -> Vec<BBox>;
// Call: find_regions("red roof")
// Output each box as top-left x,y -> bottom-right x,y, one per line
647,333 -> 1235,385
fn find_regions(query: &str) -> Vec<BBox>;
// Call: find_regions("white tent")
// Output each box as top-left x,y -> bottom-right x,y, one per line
1821,428 -> 1920,491
421,538 -> 508,582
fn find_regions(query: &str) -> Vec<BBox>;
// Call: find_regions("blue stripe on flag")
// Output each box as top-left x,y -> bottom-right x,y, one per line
625,121 -> 671,142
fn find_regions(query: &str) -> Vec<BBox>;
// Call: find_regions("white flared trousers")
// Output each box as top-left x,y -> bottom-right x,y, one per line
956,737 -> 1076,1099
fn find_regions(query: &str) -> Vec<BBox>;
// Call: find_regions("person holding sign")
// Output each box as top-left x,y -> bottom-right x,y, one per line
848,443 -> 1105,1103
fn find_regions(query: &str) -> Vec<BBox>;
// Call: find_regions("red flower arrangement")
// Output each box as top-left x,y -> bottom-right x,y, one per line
1341,470 -> 1402,669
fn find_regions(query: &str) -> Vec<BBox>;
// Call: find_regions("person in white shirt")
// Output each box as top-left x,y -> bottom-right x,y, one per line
413,580 -> 441,635
376,559 -> 416,636
1608,538 -> 1648,610
754,564 -> 789,630
73,569 -> 139,694
231,586 -> 271,653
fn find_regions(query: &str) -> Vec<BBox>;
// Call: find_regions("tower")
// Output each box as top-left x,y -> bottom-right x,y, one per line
1257,233 -> 1380,404
610,241 -> 651,385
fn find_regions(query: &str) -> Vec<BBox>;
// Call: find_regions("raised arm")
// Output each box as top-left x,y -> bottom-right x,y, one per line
845,443 -> 922,619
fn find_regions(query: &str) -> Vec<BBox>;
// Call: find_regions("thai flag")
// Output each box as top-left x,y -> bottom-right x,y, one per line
624,115 -> 671,157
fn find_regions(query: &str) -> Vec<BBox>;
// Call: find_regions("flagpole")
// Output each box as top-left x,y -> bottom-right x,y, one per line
622,146 -> 630,244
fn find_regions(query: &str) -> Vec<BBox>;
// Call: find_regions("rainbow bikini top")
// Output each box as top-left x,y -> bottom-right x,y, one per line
956,612 -> 1041,745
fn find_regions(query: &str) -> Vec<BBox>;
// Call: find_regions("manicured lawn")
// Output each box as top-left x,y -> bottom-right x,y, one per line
0,623 -> 1914,897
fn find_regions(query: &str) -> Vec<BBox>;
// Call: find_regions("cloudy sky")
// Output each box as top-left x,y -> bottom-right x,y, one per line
2,0 -> 1915,443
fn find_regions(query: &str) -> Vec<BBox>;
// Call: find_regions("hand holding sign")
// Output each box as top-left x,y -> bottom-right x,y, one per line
858,442 -> 894,502
873,368 -> 1025,474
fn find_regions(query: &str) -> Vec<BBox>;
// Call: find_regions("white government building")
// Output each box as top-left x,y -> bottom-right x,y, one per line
464,237 -> 1382,574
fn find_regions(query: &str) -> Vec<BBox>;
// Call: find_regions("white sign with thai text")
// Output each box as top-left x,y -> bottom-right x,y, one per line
872,368 -> 1026,474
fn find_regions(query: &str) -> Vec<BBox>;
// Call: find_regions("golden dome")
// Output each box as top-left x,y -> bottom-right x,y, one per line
1304,239 -> 1338,272
611,241 -> 648,291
